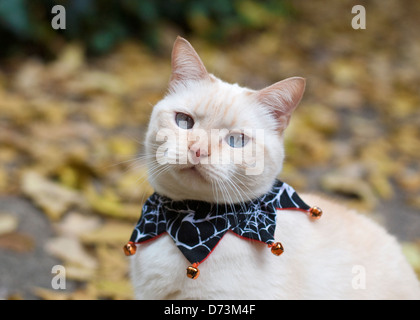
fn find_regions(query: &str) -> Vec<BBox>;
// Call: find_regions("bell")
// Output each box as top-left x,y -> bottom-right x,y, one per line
309,206 -> 323,219
186,264 -> 200,279
123,242 -> 137,256
270,242 -> 284,256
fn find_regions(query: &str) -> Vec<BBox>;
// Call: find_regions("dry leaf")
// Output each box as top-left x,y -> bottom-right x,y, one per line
64,264 -> 96,282
93,279 -> 133,300
48,43 -> 84,80
21,171 -> 88,220
80,221 -> 134,246
84,183 -> 140,220
44,237 -> 98,269
32,287 -> 71,300
320,173 -> 377,210
54,211 -> 102,238
0,213 -> 19,235
0,232 -> 35,252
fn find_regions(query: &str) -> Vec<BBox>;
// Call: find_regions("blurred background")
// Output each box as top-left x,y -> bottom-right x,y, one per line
0,0 -> 419,299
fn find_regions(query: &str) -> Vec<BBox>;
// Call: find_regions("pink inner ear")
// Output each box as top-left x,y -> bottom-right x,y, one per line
256,77 -> 306,130
170,37 -> 209,86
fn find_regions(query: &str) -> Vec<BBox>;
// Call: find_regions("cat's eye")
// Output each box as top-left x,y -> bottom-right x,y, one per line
175,112 -> 194,129
226,133 -> 249,148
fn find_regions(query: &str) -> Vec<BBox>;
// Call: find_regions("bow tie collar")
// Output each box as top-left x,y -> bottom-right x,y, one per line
124,179 -> 322,279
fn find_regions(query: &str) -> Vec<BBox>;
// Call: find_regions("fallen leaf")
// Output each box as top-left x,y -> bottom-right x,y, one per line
32,287 -> 71,300
0,232 -> 35,252
54,211 -> 102,238
44,237 -> 98,269
368,172 -> 394,200
84,183 -> 140,220
395,167 -> 420,193
320,173 -> 377,210
21,171 -> 88,221
300,104 -> 340,136
13,59 -> 45,96
329,58 -> 366,87
87,245 -> 133,299
48,43 -> 85,80
80,220 -> 134,246
116,168 -> 154,202
64,264 -> 96,282
93,279 -> 133,300
107,136 -> 139,158
0,213 -> 19,235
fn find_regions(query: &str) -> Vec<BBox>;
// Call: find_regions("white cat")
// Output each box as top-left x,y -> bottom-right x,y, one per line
128,36 -> 420,299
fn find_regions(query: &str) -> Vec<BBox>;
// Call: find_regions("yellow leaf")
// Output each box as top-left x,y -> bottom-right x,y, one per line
21,171 -> 88,221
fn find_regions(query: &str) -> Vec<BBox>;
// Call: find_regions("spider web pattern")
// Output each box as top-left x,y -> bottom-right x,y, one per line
129,179 -> 310,264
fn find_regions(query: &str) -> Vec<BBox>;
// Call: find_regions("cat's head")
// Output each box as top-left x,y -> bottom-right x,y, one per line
144,37 -> 305,203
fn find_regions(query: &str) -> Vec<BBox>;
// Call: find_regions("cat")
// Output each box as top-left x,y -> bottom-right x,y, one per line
128,36 -> 420,299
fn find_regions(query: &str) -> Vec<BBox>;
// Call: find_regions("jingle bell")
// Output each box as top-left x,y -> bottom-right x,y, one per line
270,242 -> 284,256
309,206 -> 323,219
123,242 -> 137,256
186,265 -> 200,279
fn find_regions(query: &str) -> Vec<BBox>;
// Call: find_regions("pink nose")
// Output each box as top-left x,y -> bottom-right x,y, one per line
189,143 -> 209,163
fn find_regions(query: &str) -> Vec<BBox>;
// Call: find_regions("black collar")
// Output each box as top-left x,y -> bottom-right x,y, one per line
126,179 -> 319,271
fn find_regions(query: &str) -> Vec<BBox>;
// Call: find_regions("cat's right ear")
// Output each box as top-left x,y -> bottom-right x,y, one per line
169,36 -> 210,90
255,77 -> 306,131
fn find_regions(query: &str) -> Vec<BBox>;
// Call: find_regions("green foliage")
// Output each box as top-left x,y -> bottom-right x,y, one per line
0,0 -> 293,56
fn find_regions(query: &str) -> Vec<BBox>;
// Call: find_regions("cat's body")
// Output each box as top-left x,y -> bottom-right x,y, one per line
129,37 -> 420,299
131,194 -> 419,299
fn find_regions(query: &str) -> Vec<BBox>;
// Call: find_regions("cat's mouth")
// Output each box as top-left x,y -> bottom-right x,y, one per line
180,165 -> 208,183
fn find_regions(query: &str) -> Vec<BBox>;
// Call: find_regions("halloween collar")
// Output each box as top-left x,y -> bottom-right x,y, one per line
124,179 -> 322,279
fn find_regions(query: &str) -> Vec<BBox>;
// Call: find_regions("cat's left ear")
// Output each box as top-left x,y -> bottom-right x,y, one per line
169,36 -> 210,90
256,77 -> 306,131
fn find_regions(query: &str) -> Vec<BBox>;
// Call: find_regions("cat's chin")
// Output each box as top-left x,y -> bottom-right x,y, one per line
151,165 -> 214,202
179,165 -> 209,183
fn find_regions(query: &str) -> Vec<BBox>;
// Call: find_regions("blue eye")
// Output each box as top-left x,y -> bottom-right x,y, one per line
226,133 -> 249,148
175,112 -> 194,129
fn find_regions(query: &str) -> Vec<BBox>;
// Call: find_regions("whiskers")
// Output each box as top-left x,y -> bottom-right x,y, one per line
210,169 -> 261,231
108,139 -> 172,204
110,135 -> 263,234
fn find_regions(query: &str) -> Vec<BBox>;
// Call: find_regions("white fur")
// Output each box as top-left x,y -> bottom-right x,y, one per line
130,194 -> 420,299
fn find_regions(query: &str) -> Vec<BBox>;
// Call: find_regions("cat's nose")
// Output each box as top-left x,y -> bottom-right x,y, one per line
188,142 -> 209,163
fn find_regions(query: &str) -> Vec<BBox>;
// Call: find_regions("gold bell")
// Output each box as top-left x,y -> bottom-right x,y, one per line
186,264 -> 200,279
309,206 -> 323,219
123,242 -> 137,256
270,242 -> 284,256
